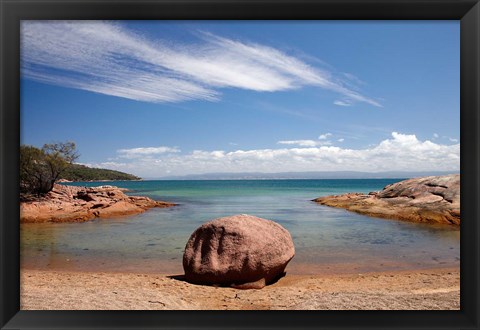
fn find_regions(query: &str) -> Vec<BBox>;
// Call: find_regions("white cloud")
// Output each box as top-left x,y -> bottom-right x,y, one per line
76,161 -> 128,169
449,137 -> 458,143
278,138 -> 333,147
117,146 -> 180,159
433,133 -> 439,139
338,138 -> 345,142
334,100 -> 353,107
21,21 -> 381,106
94,132 -> 459,177
318,133 -> 332,140
278,140 -> 319,147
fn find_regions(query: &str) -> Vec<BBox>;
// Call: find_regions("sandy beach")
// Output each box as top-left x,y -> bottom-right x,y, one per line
21,267 -> 459,310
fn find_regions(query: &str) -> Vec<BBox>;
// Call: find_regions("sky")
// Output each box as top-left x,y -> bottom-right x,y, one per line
20,20 -> 460,178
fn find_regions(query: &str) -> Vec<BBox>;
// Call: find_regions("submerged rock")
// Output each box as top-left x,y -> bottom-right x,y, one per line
313,174 -> 460,225
183,214 -> 295,289
20,184 -> 176,223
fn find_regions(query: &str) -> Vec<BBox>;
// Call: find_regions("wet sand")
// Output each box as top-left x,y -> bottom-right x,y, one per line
21,267 -> 459,310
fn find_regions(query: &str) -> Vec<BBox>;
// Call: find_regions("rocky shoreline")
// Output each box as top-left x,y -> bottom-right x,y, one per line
313,174 -> 460,226
20,184 -> 176,223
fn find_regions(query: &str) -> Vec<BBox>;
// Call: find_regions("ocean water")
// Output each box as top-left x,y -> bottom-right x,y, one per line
20,179 -> 460,275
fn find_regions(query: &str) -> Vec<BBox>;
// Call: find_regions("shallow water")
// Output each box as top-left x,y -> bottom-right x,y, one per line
21,179 -> 460,275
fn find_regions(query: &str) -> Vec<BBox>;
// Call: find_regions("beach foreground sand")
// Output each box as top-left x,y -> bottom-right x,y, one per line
21,267 -> 459,310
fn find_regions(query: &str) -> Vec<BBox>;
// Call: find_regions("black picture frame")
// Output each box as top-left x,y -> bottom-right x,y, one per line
1,0 -> 479,329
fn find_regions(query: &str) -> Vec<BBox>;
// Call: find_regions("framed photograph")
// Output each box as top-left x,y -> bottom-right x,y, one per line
1,0 -> 479,329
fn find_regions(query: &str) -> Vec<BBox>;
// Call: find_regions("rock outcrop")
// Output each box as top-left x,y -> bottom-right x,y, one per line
20,184 -> 176,223
183,214 -> 295,289
313,174 -> 460,225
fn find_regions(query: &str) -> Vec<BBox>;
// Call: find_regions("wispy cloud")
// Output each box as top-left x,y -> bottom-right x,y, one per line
334,100 -> 353,107
449,137 -> 458,143
94,132 -> 459,177
278,133 -> 334,147
117,146 -> 180,159
277,140 -> 330,147
318,133 -> 332,140
21,21 -> 381,106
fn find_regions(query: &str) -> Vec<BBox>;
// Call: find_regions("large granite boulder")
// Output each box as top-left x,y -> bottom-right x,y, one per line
183,214 -> 295,289
313,174 -> 460,225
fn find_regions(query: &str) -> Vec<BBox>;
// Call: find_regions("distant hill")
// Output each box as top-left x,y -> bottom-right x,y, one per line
156,170 -> 459,180
60,164 -> 141,181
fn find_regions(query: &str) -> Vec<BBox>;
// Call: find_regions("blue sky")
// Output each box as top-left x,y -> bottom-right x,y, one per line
21,21 -> 459,178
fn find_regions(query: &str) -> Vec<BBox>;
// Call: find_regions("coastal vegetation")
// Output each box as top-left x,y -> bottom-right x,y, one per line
60,164 -> 141,182
20,142 -> 78,196
21,142 -> 141,198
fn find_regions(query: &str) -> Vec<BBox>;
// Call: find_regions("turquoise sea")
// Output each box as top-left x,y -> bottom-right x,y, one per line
20,179 -> 460,275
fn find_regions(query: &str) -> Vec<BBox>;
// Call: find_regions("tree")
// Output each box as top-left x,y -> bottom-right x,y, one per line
20,142 -> 79,195
20,145 -> 45,195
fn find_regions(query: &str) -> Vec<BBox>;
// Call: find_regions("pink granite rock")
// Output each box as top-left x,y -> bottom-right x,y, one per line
183,214 -> 295,289
313,174 -> 460,225
20,184 -> 176,223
